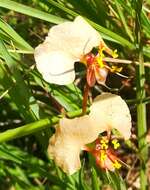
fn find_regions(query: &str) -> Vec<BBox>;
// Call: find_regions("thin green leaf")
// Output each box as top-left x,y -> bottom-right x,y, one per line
0,117 -> 58,143
114,0 -> 134,42
45,0 -> 135,48
0,0 -> 66,24
0,18 -> 33,51
91,167 -> 100,190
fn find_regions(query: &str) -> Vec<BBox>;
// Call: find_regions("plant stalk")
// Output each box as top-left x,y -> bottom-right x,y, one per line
135,0 -> 148,189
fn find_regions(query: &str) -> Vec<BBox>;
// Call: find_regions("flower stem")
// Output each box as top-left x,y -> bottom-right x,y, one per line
0,108 -> 86,143
135,1 -> 148,189
82,83 -> 90,115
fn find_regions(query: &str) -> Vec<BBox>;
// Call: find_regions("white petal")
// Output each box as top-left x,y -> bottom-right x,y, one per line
48,115 -> 99,174
47,16 -> 103,58
89,93 -> 131,139
59,116 -> 100,144
73,16 -> 103,54
34,46 -> 76,85
48,133 -> 81,175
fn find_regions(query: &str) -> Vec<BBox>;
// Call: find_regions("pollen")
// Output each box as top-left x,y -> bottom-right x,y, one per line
96,47 -> 106,68
112,139 -> 120,149
110,66 -> 123,73
97,57 -> 105,68
99,47 -> 106,55
112,49 -> 118,58
113,160 -> 121,169
100,138 -> 109,149
100,150 -> 107,161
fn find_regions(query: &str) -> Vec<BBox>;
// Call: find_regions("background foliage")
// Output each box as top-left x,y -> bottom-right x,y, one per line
0,0 -> 150,189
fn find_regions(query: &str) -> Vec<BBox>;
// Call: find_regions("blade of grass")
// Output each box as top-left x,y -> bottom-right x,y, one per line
0,63 -> 37,121
38,0 -> 135,48
62,0 -> 98,21
0,0 -> 66,24
0,117 -> 58,143
135,0 -> 148,189
0,18 -> 33,51
33,73 -> 82,112
91,0 -> 108,25
114,0 -> 150,38
91,167 -> 100,190
141,10 -> 150,37
77,161 -> 91,190
114,0 -> 134,42
106,171 -> 127,190
0,38 -> 16,68
0,40 -> 54,148
0,106 -> 84,143
0,0 -> 135,48
0,39 -> 42,120
0,143 -> 66,187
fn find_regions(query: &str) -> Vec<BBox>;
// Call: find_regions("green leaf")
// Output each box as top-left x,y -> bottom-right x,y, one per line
0,143 -> 65,188
44,0 -> 135,48
106,171 -> 127,190
32,72 -> 82,112
0,18 -> 33,51
0,0 -> 66,24
114,0 -> 134,42
91,167 -> 100,190
0,117 -> 58,143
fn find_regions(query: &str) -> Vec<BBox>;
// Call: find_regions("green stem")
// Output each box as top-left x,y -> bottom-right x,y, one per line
136,52 -> 148,190
135,1 -> 148,189
0,117 -> 58,143
126,96 -> 150,104
0,109 -> 85,143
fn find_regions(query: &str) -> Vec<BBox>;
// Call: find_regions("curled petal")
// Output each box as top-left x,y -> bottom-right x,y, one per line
89,93 -> 131,140
34,48 -> 76,85
95,67 -> 108,85
48,116 -> 99,174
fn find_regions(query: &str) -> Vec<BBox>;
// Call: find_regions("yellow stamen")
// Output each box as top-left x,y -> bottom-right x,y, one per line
112,139 -> 120,149
100,150 -> 107,161
97,57 -> 105,68
97,47 -> 106,68
112,49 -> 118,58
101,139 -> 109,144
99,47 -> 106,55
113,160 -> 121,169
110,66 -> 122,73
100,138 -> 109,149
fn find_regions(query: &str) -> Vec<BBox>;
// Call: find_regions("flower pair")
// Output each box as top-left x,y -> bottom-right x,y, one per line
34,16 -> 131,175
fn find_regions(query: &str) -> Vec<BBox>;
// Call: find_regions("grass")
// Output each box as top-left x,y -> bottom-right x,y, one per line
0,0 -> 150,189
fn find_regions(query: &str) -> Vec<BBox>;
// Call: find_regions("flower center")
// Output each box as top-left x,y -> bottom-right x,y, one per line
85,53 -> 96,65
82,46 -> 125,87
86,137 -> 122,171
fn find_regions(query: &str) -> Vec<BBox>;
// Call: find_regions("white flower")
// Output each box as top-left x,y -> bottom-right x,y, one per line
48,93 -> 131,174
34,16 -> 103,85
